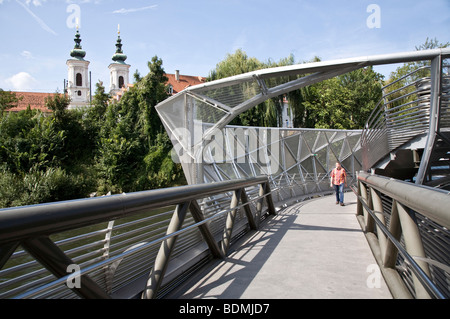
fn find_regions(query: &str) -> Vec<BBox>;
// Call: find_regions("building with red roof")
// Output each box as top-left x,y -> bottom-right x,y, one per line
6,92 -> 55,113
166,70 -> 206,95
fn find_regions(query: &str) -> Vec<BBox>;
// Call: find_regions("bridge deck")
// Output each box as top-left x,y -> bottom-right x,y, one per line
169,192 -> 392,299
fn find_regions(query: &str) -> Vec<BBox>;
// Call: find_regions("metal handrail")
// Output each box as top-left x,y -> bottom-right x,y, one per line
353,171 -> 450,299
0,176 -> 276,299
0,176 -> 268,244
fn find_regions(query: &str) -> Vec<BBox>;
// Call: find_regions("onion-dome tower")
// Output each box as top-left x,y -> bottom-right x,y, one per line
66,27 -> 90,109
109,25 -> 130,96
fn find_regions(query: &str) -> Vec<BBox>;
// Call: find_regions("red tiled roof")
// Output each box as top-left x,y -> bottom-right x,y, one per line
165,73 -> 206,94
9,73 -> 206,109
111,73 -> 206,101
6,92 -> 55,113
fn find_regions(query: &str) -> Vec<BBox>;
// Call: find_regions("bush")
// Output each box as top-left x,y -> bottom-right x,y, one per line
0,165 -> 94,208
0,167 -> 25,208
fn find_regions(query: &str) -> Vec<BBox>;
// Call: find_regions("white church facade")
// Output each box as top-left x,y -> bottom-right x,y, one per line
66,27 -> 130,109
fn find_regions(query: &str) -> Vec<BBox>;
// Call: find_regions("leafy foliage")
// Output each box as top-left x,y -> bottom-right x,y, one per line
96,56 -> 183,194
383,38 -> 449,110
0,56 -> 184,208
302,67 -> 383,129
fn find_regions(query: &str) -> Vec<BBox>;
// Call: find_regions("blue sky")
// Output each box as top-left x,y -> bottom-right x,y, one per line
0,0 -> 449,93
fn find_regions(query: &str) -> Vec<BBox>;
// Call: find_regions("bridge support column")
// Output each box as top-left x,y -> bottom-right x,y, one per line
370,188 -> 388,263
221,189 -> 243,255
240,189 -> 258,230
264,181 -> 277,216
189,200 -> 224,259
142,201 -> 190,299
358,181 -> 374,232
383,200 -> 401,268
22,236 -> 111,299
396,202 -> 432,299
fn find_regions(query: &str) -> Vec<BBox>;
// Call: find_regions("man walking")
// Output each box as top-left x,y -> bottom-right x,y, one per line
330,162 -> 347,206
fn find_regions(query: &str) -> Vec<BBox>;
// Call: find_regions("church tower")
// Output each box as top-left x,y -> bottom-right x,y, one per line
109,26 -> 130,96
66,27 -> 90,109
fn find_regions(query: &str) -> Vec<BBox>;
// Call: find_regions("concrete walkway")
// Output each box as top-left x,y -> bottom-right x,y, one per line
170,192 -> 392,299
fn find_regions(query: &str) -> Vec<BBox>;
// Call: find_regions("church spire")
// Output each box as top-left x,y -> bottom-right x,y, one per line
66,21 -> 90,109
70,25 -> 86,60
109,24 -> 130,96
112,24 -> 127,64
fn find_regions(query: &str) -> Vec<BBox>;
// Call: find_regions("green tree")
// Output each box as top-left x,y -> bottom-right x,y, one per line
0,104 -> 95,208
82,81 -> 110,158
45,92 -> 71,123
43,93 -> 97,172
208,49 -> 263,80
385,38 -> 449,106
90,81 -> 110,120
208,49 -> 298,127
0,108 -> 65,174
301,67 -> 383,129
207,50 -> 383,129
389,37 -> 450,83
97,56 -> 183,194
0,89 -> 20,114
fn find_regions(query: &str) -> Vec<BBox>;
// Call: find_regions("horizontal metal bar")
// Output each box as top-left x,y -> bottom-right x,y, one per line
170,49 -> 450,95
357,172 -> 450,229
382,66 -> 431,91
0,176 -> 269,245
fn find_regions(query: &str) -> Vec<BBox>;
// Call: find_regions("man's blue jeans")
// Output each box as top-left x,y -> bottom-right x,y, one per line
334,183 -> 345,203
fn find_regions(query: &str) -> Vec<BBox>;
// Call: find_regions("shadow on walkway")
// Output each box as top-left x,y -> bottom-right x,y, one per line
168,193 -> 392,299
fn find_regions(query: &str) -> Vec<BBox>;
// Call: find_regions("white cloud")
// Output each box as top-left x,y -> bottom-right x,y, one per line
21,50 -> 34,59
25,0 -> 46,6
66,0 -> 102,4
6,72 -> 39,91
112,5 -> 157,14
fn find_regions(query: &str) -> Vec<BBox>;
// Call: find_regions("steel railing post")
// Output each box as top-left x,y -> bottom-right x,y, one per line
370,187 -> 388,264
353,170 -> 448,299
102,220 -> 115,294
383,200 -> 402,269
22,236 -> 111,299
240,189 -> 258,230
0,242 -> 19,271
221,189 -> 243,255
142,201 -> 190,299
189,200 -> 224,259
396,201 -> 432,299
264,181 -> 277,216
356,178 -> 363,217
255,183 -> 265,222
359,181 -> 374,232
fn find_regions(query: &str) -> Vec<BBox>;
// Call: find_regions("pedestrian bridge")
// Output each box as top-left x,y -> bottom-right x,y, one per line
0,49 -> 449,299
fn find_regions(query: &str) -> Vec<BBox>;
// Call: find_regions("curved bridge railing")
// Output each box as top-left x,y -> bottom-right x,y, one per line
353,171 -> 450,299
0,176 -> 275,299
